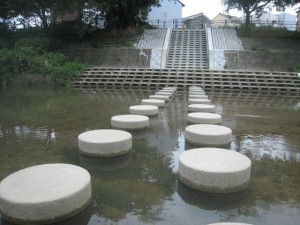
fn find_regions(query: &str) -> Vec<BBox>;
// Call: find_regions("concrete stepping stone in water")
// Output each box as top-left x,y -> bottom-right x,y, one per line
129,105 -> 159,117
155,91 -> 173,97
163,87 -> 177,91
188,104 -> 215,113
0,164 -> 91,224
188,99 -> 211,104
78,129 -> 132,157
185,124 -> 232,147
188,95 -> 209,99
187,112 -> 222,124
141,99 -> 165,107
149,95 -> 170,101
111,114 -> 149,130
189,91 -> 206,95
178,148 -> 251,193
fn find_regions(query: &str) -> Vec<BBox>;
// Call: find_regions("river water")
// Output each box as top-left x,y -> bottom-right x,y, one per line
0,87 -> 299,225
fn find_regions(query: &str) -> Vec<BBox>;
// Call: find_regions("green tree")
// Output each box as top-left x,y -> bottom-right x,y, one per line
102,0 -> 160,29
222,0 -> 273,27
273,0 -> 299,9
0,0 -> 83,30
222,0 -> 300,28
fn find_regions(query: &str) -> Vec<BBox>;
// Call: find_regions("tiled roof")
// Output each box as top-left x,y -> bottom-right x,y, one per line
183,12 -> 211,21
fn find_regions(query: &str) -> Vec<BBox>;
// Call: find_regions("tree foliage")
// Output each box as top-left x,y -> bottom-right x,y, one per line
0,0 -> 161,31
222,0 -> 300,27
273,0 -> 300,10
222,0 -> 273,27
102,0 -> 160,29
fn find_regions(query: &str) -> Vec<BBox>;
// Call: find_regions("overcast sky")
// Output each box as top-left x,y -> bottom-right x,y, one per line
180,0 -> 299,19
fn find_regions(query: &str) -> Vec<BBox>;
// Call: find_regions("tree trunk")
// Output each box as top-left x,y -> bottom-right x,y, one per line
245,12 -> 251,28
2,80 -> 7,89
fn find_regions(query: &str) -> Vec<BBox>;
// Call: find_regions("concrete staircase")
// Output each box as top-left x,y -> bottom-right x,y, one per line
74,67 -> 300,95
166,29 -> 208,69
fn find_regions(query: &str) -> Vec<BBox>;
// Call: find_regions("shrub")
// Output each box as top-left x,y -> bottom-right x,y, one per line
237,24 -> 300,39
289,65 -> 300,73
15,37 -> 51,53
27,52 -> 87,87
0,37 -> 87,88
0,48 -> 17,86
50,61 -> 87,87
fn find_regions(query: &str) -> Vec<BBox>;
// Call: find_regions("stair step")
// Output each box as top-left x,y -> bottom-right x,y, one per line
166,29 -> 208,70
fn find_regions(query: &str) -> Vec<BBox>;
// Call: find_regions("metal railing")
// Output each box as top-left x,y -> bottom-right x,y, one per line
145,18 -> 298,31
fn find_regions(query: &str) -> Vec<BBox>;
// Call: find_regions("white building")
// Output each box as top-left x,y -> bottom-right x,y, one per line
211,13 -> 241,28
183,13 -> 211,29
251,12 -> 278,24
147,0 -> 185,28
243,12 -> 297,31
277,13 -> 297,31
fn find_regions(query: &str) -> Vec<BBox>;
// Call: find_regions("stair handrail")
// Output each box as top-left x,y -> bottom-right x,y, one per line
161,28 -> 172,69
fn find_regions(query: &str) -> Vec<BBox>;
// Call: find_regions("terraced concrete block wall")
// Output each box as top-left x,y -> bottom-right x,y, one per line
224,51 -> 300,72
61,48 -> 151,68
74,68 -> 300,95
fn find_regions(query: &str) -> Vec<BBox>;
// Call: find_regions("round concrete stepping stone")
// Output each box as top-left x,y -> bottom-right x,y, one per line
0,164 -> 91,224
187,112 -> 222,124
129,105 -> 159,117
189,91 -> 205,95
189,86 -> 203,91
111,114 -> 149,130
178,148 -> 251,193
185,124 -> 232,146
156,91 -> 174,96
189,85 -> 202,90
163,87 -> 177,90
188,104 -> 215,113
189,95 -> 208,99
149,95 -> 169,101
188,99 -> 211,104
141,99 -> 165,107
208,223 -> 252,225
158,90 -> 176,95
78,129 -> 132,157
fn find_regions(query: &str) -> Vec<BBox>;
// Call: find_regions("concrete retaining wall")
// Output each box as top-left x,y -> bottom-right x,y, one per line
61,48 -> 151,68
225,50 -> 300,72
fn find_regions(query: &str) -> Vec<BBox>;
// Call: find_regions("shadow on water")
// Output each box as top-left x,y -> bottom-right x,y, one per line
177,180 -> 250,210
79,152 -> 133,171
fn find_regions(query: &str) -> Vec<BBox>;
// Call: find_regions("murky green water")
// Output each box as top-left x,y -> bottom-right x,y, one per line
0,87 -> 299,225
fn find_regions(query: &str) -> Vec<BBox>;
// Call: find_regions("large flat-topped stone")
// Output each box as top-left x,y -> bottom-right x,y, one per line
188,99 -> 211,104
187,112 -> 222,124
0,164 -> 91,224
188,104 -> 215,113
149,95 -> 170,101
160,89 -> 176,93
189,95 -> 209,99
141,99 -> 165,107
78,129 -> 132,157
189,85 -> 202,89
185,124 -> 232,147
189,91 -> 206,95
129,105 -> 159,117
111,114 -> 149,130
155,91 -> 173,97
179,148 -> 251,193
163,87 -> 177,91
